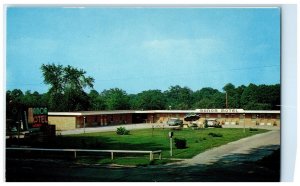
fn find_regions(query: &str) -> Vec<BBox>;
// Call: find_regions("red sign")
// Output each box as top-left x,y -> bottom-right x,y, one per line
32,107 -> 48,128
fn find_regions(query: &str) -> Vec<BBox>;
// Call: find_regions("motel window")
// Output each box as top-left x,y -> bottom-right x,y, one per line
240,114 -> 245,119
251,114 -> 256,120
206,114 -> 210,118
217,114 -> 221,118
231,114 -> 235,118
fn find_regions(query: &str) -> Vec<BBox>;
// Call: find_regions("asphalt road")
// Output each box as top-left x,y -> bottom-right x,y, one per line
6,130 -> 280,182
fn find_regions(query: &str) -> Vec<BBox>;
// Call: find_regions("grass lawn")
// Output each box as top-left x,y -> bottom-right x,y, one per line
48,127 -> 268,165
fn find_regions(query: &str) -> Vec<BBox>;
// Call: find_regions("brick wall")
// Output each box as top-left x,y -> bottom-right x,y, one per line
48,116 -> 76,131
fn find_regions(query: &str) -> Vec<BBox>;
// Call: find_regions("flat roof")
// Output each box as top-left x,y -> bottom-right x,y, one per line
48,109 -> 280,116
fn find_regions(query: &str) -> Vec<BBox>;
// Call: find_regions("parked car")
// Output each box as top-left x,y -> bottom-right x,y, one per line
204,118 -> 222,128
167,118 -> 183,126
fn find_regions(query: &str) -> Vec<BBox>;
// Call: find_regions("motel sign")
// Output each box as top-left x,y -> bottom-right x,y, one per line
31,107 -> 48,128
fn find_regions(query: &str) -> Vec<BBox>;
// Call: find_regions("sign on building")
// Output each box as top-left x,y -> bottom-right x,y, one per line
30,107 -> 48,128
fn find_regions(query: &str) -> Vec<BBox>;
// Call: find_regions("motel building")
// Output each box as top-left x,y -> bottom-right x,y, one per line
46,109 -> 280,131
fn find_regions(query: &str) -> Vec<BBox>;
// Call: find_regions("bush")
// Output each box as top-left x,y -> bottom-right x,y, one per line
116,127 -> 130,135
208,132 -> 223,137
174,138 -> 187,149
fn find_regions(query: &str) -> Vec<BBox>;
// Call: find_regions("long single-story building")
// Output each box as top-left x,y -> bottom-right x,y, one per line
47,109 -> 280,131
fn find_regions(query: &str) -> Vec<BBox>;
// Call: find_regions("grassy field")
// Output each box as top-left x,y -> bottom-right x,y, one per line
45,127 -> 268,165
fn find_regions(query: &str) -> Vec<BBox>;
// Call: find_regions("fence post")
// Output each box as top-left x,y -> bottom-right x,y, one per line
150,152 -> 153,161
74,150 -> 77,159
111,152 -> 114,160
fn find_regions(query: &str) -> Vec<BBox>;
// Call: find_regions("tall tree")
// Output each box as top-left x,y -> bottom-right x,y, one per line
41,63 -> 94,111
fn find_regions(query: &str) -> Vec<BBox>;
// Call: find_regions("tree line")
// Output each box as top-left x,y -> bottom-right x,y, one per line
6,64 -> 280,117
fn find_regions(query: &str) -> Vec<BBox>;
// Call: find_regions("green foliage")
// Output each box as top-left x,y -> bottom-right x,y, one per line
116,127 -> 130,135
40,63 -> 94,111
208,132 -> 223,137
88,90 -> 106,110
174,138 -> 187,149
6,81 -> 280,113
130,90 -> 166,110
164,85 -> 193,109
102,88 -> 130,110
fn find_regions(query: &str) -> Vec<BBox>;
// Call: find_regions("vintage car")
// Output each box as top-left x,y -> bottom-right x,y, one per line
167,118 -> 183,126
204,118 -> 222,128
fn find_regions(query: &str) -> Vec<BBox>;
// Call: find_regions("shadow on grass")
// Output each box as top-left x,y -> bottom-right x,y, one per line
6,144 -> 280,182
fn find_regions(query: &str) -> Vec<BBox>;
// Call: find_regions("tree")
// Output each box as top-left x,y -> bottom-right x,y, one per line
41,63 -> 94,111
6,89 -> 24,120
88,90 -> 105,110
101,88 -> 130,110
240,83 -> 259,109
192,87 -> 221,108
165,85 -> 193,109
193,98 -> 214,108
22,90 -> 45,108
130,90 -> 166,110
223,83 -> 239,108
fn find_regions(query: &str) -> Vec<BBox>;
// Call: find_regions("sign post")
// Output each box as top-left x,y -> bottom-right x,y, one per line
169,131 -> 173,157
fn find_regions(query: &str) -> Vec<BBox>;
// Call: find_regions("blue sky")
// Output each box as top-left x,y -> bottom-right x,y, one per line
6,7 -> 280,94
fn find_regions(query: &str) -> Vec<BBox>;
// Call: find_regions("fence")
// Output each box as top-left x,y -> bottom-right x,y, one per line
6,147 -> 162,161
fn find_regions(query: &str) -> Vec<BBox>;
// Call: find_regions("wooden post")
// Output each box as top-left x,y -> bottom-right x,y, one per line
111,152 -> 114,160
150,152 -> 153,161
170,138 -> 173,157
74,151 -> 77,159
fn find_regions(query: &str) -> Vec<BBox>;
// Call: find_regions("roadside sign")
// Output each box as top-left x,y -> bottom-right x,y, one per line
32,107 -> 48,128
